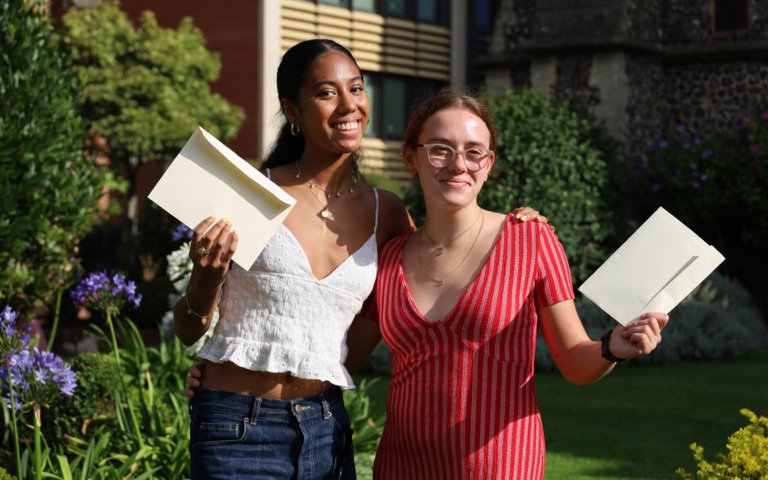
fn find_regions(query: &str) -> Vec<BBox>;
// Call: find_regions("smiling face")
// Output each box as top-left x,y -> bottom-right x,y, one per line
404,107 -> 495,209
282,50 -> 369,160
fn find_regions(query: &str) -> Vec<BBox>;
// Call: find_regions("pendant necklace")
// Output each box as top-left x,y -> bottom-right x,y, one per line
422,208 -> 483,256
418,210 -> 484,287
295,161 -> 357,220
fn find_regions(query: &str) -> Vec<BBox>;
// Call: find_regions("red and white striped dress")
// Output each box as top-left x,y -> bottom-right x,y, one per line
373,214 -> 574,479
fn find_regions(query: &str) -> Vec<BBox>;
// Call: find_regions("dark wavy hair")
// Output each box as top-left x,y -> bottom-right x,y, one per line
262,39 -> 363,170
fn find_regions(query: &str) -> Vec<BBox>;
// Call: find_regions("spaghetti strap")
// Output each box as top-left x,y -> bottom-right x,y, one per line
373,188 -> 379,235
265,168 -> 271,180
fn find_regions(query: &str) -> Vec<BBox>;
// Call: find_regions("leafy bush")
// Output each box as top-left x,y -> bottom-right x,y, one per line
535,271 -> 768,371
677,408 -> 768,479
480,88 -> 618,284
0,0 -> 100,317
45,353 -> 120,444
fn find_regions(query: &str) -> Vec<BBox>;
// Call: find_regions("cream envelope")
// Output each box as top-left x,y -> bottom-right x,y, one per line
578,207 -> 725,326
148,126 -> 296,270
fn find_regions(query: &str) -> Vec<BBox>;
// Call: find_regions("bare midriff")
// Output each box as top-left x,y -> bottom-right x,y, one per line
199,360 -> 332,399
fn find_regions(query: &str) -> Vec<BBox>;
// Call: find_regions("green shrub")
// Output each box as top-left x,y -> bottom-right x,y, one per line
480,88 -> 618,284
535,271 -> 768,371
45,353 -> 120,444
0,0 -> 100,317
677,408 -> 768,479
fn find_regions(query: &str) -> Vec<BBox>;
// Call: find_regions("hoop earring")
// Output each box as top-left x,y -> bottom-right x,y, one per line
290,123 -> 300,136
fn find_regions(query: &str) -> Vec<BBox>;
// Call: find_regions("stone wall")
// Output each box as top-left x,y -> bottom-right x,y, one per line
485,0 -> 768,164
663,0 -> 768,45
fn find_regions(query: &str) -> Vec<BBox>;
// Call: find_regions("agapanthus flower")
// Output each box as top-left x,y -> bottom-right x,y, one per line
172,223 -> 193,242
70,270 -> 142,314
1,347 -> 77,411
1,306 -> 32,358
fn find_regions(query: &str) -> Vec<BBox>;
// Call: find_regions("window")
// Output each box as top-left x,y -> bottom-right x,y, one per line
713,0 -> 749,34
351,0 -> 375,12
363,73 -> 377,136
364,73 -> 446,140
417,0 -> 438,23
299,0 -> 448,26
383,77 -> 407,139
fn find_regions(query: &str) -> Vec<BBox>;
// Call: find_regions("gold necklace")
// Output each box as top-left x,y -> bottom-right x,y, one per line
422,209 -> 483,256
295,161 -> 357,220
304,183 -> 334,220
295,161 -> 358,198
417,210 -> 484,287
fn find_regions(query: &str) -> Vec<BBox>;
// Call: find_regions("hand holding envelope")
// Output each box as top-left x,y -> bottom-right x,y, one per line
148,127 -> 297,270
578,207 -> 725,326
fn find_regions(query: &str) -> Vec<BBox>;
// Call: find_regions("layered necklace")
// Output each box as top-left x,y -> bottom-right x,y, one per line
295,161 -> 358,220
418,210 -> 485,287
421,209 -> 483,256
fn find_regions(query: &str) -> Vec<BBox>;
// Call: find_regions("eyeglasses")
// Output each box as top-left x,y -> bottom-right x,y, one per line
414,143 -> 494,172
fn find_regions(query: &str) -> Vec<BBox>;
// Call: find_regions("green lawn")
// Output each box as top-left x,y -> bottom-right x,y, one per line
354,352 -> 768,479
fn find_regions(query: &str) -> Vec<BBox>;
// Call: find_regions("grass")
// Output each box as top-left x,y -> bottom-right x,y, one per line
353,351 -> 768,479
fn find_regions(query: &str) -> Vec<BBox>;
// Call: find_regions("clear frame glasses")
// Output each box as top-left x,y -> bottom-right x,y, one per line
414,143 -> 494,172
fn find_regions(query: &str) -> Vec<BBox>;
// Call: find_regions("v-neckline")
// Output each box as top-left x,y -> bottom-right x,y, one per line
279,224 -> 375,283
398,220 -> 506,325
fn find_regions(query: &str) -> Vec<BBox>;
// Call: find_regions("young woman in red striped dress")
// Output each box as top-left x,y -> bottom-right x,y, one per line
373,88 -> 669,479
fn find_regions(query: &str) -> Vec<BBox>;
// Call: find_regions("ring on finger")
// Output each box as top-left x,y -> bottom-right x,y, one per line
197,246 -> 210,257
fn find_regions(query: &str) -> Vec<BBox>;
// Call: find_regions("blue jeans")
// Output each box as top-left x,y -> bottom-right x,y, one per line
189,386 -> 356,479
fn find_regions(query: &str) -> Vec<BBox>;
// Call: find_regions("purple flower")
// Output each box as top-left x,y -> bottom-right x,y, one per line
1,347 -> 77,411
172,223 -> 193,242
71,270 -> 142,314
691,180 -> 701,189
700,174 -> 709,182
701,150 -> 713,159
675,124 -> 686,134
1,306 -> 32,357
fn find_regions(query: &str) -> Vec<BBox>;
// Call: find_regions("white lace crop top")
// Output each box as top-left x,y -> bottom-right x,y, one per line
196,173 -> 379,389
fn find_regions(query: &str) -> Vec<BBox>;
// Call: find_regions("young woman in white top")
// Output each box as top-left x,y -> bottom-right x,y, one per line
175,39 -> 544,479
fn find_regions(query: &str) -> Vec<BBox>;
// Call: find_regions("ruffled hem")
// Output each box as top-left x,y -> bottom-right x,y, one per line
196,335 -> 355,389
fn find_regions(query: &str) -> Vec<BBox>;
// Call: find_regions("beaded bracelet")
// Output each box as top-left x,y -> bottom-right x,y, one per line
182,288 -> 212,324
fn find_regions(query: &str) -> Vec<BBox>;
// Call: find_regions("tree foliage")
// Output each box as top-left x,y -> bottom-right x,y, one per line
61,2 -> 244,162
0,0 -> 100,317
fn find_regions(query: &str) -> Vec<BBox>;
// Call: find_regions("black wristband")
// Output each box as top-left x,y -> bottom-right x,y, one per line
600,330 -> 625,363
